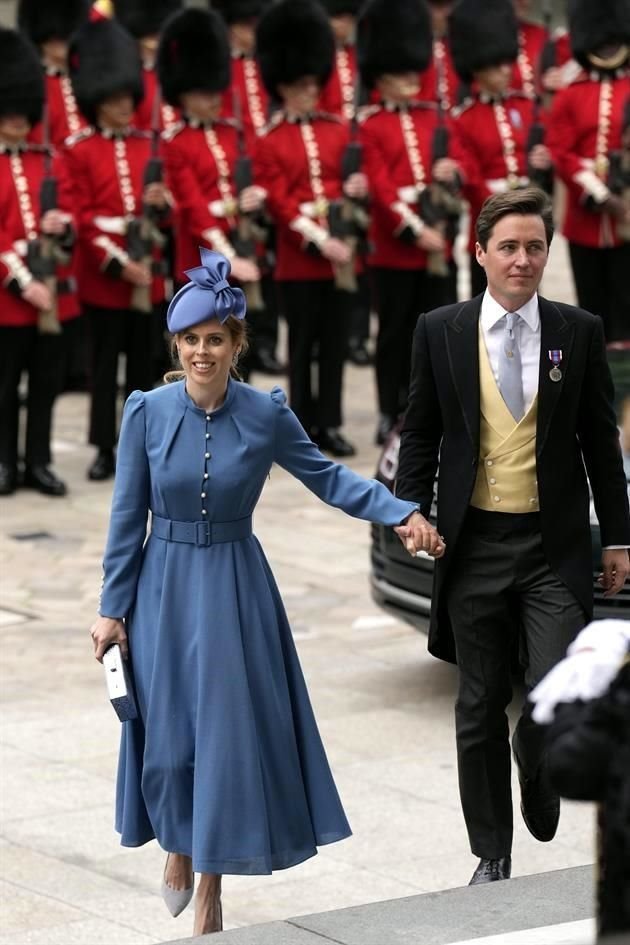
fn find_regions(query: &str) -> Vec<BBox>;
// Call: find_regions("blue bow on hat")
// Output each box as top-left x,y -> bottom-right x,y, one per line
166,247 -> 247,333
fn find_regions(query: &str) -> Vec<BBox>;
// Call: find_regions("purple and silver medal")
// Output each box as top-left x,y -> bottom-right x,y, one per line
548,349 -> 562,382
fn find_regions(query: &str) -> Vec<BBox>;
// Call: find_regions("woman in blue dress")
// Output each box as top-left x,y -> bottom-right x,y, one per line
89,248 -> 420,936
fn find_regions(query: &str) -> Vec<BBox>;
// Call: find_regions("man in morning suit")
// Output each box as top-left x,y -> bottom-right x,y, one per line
394,187 -> 630,886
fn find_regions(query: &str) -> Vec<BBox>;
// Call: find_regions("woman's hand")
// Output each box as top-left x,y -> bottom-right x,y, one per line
90,616 -> 128,663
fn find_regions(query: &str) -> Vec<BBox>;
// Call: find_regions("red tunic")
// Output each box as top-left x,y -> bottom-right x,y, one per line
63,127 -> 167,309
162,119 -> 242,282
547,72 -> 630,249
132,65 -> 180,134
451,92 -> 540,252
220,54 -> 270,154
418,38 -> 461,111
358,102 -> 462,270
318,45 -> 358,121
29,70 -> 88,151
0,144 -> 79,327
512,21 -> 547,97
254,113 -> 351,282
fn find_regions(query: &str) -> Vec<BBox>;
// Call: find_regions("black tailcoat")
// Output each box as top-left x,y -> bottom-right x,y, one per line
396,294 -> 630,664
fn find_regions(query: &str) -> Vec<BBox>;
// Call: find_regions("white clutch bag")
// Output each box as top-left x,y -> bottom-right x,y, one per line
103,644 -> 138,722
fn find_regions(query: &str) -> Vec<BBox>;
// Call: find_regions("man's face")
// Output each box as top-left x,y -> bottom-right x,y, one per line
474,63 -> 512,95
330,14 -> 355,45
428,1 -> 454,35
0,114 -> 31,144
97,92 -> 135,129
476,213 -> 549,308
277,76 -> 320,115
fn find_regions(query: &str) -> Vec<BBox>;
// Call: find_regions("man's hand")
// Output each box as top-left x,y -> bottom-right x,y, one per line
528,144 -> 552,171
394,510 -> 446,559
320,237 -> 352,265
143,181 -> 170,209
122,260 -> 152,286
343,172 -> 368,200
416,226 -> 446,254
40,209 -> 69,235
432,157 -> 459,185
22,280 -> 53,311
239,185 -> 266,214
231,256 -> 260,283
599,548 -> 630,597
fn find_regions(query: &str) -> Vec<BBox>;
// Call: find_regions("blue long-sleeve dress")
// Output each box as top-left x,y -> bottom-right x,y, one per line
99,379 -> 418,875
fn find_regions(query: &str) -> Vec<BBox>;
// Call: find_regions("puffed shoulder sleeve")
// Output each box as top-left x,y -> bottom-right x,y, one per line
99,391 -> 150,619
270,387 -> 419,525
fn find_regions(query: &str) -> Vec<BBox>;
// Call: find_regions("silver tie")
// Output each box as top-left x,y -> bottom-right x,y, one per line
498,313 -> 525,421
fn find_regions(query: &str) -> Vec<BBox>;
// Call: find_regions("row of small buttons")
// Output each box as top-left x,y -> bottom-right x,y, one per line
200,414 -> 213,516
486,459 -> 537,504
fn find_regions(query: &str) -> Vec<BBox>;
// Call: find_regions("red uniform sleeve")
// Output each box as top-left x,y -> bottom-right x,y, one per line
546,87 -> 611,206
359,118 -> 426,240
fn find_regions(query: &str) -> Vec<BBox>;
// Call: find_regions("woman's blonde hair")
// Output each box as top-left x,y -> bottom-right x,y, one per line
163,314 -> 249,384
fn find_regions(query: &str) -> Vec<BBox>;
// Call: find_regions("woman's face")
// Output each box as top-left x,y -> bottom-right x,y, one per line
176,318 -> 239,388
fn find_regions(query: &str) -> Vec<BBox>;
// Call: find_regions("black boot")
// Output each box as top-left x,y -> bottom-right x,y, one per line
313,429 -> 356,458
0,463 -> 18,496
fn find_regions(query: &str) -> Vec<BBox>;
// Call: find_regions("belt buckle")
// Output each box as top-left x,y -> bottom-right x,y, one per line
195,521 -> 211,546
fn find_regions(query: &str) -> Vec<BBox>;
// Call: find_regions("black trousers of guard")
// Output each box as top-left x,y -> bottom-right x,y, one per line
0,325 -> 64,468
86,305 -> 155,450
371,266 -> 455,420
278,279 -> 351,433
568,242 -> 630,342
446,509 -> 586,859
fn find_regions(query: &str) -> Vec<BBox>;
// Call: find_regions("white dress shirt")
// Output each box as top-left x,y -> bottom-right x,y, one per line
480,289 -> 540,411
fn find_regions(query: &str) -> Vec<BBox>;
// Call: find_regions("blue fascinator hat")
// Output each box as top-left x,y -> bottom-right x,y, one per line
166,247 -> 247,333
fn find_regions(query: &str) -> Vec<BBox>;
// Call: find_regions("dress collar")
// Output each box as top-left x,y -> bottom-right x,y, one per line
177,377 -> 236,417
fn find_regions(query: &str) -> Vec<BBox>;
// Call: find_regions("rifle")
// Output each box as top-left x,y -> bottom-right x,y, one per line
607,96 -> 630,242
30,107 -> 63,334
328,84 -> 368,293
232,90 -> 264,311
127,95 -> 165,313
418,102 -> 462,277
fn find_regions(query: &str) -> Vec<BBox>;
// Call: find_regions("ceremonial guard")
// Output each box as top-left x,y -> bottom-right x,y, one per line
112,0 -> 182,133
510,1 -> 576,97
255,0 -> 367,456
317,0 -> 372,368
213,0 -> 285,377
546,0 -> 630,342
420,1 -> 461,111
0,28 -> 79,497
65,18 -> 171,481
357,0 -> 463,445
18,0 -> 90,150
449,0 -> 553,297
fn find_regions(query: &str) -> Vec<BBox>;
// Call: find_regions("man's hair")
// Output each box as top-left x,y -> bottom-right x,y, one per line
475,187 -> 555,250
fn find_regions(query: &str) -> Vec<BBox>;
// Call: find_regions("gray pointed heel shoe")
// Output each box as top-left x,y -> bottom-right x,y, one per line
161,855 -> 194,917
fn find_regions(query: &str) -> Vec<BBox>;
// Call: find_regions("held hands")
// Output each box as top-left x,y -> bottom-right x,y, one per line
122,260 -> 152,286
320,237 -> 352,265
342,172 -> 368,200
90,616 -> 128,663
22,280 -> 53,311
230,256 -> 260,283
598,548 -> 630,597
394,511 -> 446,559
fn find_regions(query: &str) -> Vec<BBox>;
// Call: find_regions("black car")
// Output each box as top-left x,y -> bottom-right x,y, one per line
370,343 -> 630,630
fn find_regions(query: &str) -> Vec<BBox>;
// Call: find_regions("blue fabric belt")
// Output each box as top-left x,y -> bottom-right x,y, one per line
151,514 -> 252,547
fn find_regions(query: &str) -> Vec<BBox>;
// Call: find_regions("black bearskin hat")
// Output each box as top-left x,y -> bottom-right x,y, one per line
319,0 -> 363,14
256,0 -> 335,98
211,0 -> 273,25
449,0 -> 518,82
17,0 -> 90,46
0,28 -> 44,126
157,9 -> 230,106
112,0 -> 183,39
568,0 -> 630,68
357,0 -> 432,89
69,19 -> 144,124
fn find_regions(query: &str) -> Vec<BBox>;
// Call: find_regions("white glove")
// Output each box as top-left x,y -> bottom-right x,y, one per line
529,619 -> 630,725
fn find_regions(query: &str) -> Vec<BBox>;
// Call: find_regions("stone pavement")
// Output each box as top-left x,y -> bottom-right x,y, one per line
0,237 -> 590,945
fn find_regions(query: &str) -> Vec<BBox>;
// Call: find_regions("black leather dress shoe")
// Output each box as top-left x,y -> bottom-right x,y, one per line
347,341 -> 372,366
0,463 -> 18,496
23,465 -> 67,496
253,349 -> 286,375
375,414 -> 395,446
87,450 -> 116,481
469,856 -> 511,885
313,429 -> 357,458
514,752 -> 560,842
